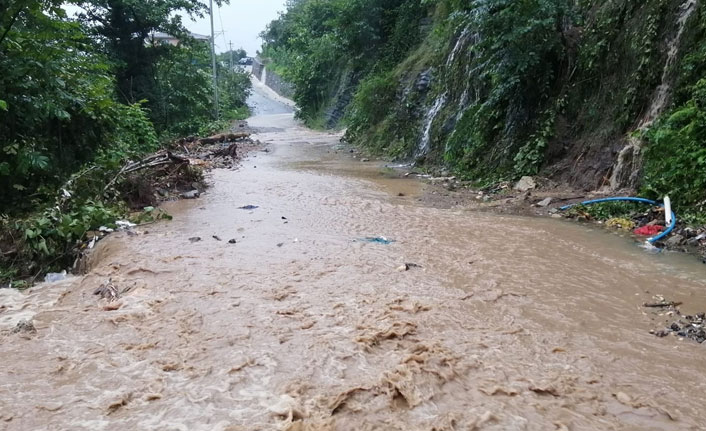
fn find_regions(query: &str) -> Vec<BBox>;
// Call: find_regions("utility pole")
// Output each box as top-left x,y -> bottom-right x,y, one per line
209,0 -> 219,119
229,41 -> 234,70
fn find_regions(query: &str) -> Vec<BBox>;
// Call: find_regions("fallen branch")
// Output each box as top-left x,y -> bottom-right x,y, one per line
643,301 -> 682,308
103,151 -> 189,193
199,132 -> 250,145
211,143 -> 238,158
1,248 -> 17,257
54,165 -> 99,210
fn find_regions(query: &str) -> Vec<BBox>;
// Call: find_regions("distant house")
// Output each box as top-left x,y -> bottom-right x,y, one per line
147,31 -> 210,46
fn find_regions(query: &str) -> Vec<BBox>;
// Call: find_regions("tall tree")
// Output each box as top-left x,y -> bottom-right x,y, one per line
0,0 -> 158,211
76,0 -> 226,105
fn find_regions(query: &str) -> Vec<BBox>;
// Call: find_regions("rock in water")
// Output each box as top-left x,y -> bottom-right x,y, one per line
416,69 -> 432,91
181,190 -> 200,199
12,319 -> 37,334
665,234 -> 685,247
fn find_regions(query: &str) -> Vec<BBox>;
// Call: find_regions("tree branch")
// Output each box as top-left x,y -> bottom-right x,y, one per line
0,5 -> 25,47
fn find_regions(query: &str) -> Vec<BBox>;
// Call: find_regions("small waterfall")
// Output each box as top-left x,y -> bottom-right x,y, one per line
416,92 -> 447,157
641,0 -> 697,129
449,24 -> 479,116
446,27 -> 471,68
416,25 -> 474,158
609,0 -> 697,190
609,136 -> 643,190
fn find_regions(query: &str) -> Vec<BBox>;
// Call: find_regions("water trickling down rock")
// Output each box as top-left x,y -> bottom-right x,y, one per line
609,0 -> 697,190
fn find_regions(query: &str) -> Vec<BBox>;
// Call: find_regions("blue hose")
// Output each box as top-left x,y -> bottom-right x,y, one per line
559,197 -> 676,244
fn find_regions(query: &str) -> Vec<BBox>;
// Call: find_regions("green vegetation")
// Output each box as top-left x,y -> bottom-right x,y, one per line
262,0 -> 706,222
643,79 -> 706,222
217,47 -> 247,66
260,0 -> 429,124
565,202 -> 648,222
641,9 -> 706,222
1,0 -> 251,284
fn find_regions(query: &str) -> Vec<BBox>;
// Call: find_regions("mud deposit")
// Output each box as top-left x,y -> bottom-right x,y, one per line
2,98 -> 706,429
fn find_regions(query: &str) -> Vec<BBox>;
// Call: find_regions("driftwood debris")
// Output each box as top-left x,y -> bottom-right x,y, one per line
122,152 -> 189,174
212,143 -> 238,158
104,152 -> 189,192
104,131 -> 253,193
644,301 -> 683,308
198,132 -> 250,146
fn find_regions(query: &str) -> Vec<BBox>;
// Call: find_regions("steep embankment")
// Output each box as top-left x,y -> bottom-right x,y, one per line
261,0 -> 706,217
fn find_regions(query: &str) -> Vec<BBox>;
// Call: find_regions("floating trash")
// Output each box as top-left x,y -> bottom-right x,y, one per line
639,241 -> 662,253
359,236 -> 395,245
116,220 -> 137,230
606,218 -> 635,230
44,271 -> 67,283
634,225 -> 663,236
396,263 -> 421,272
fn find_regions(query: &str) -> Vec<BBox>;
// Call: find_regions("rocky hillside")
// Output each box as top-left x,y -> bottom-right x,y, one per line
261,0 -> 706,219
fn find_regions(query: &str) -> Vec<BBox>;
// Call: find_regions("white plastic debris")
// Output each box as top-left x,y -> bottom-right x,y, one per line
44,270 -> 67,283
640,241 -> 661,253
116,220 -> 137,230
664,196 -> 672,225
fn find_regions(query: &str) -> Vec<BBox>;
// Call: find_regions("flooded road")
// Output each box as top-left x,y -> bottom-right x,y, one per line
2,91 -> 706,430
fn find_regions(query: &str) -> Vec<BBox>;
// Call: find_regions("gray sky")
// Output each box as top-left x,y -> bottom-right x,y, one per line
64,1 -> 287,56
189,0 -> 287,55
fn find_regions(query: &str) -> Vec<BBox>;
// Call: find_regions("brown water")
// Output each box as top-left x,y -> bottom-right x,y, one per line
2,112 -> 706,431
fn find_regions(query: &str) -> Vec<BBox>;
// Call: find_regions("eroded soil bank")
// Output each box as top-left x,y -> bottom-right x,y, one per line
2,104 -> 706,430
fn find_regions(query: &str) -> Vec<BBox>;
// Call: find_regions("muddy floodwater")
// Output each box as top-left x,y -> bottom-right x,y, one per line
2,94 -> 706,430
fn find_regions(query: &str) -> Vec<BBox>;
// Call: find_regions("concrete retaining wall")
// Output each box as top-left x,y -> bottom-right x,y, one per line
252,57 -> 295,100
264,69 -> 295,100
252,59 -> 265,81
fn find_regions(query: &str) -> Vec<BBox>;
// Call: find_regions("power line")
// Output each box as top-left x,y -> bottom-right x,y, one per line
209,0 -> 219,119
229,41 -> 234,69
218,4 -> 228,53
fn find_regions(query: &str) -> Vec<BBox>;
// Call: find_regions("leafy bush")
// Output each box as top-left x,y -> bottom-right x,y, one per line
219,68 -> 252,115
152,43 -> 251,138
260,0 -> 429,124
0,4 -> 125,212
1,200 -> 123,279
0,1 -> 251,284
441,0 -> 573,178
151,42 -> 214,137
642,79 -> 706,214
346,72 -> 398,137
198,107 -> 250,137
566,202 -> 647,221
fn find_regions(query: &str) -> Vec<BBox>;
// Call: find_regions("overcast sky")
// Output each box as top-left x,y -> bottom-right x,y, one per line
64,1 -> 288,56
188,0 -> 287,55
